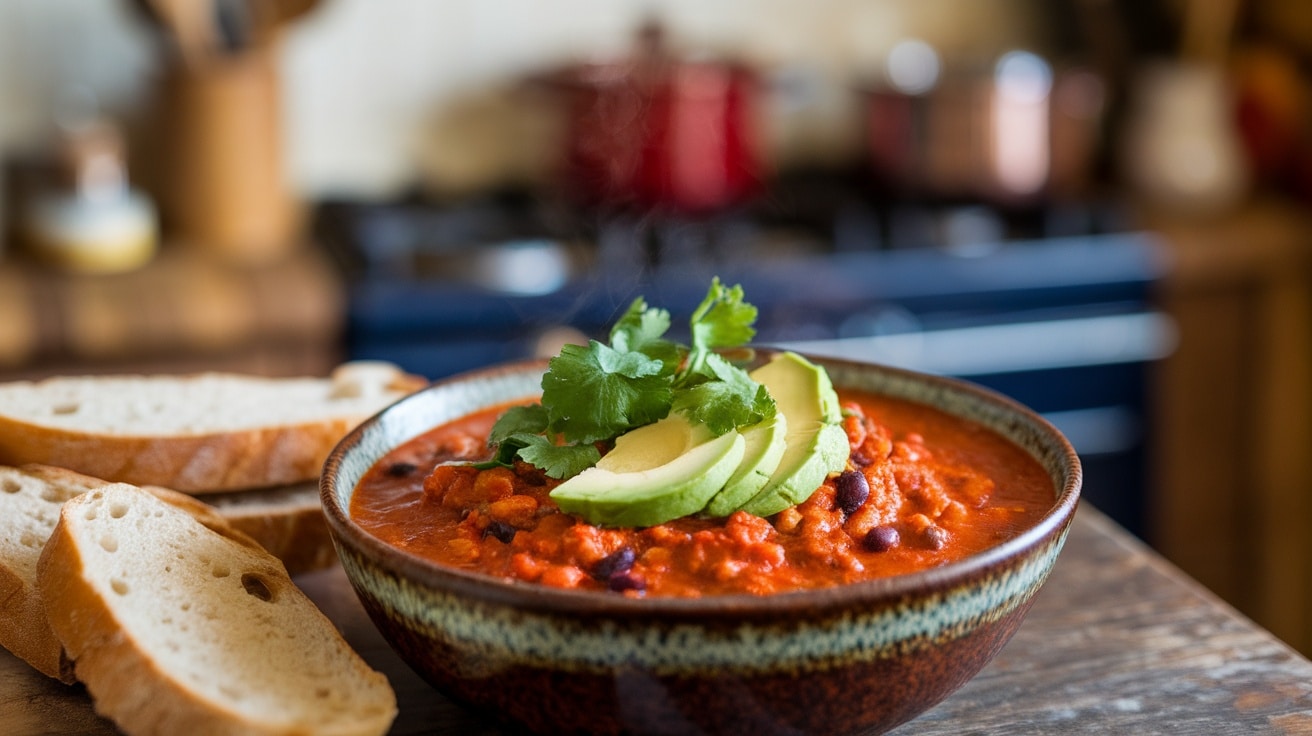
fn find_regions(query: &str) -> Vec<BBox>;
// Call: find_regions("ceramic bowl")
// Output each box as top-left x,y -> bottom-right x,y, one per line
321,354 -> 1082,736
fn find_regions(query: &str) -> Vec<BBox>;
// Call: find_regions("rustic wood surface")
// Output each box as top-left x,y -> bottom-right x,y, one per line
3,505 -> 1311,735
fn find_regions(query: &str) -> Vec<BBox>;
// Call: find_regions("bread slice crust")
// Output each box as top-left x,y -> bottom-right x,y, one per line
36,484 -> 396,736
0,365 -> 425,493
0,419 -> 343,493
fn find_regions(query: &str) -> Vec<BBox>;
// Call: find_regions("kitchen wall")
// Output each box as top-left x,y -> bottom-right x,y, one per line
9,1 -> 1312,659
0,0 -> 1042,217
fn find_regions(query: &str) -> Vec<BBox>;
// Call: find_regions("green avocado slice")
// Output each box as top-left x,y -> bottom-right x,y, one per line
737,352 -> 849,517
703,409 -> 788,517
549,413 -> 746,528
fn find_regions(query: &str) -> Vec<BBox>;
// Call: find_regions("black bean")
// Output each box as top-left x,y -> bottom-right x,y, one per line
835,470 -> 870,516
922,526 -> 949,550
863,525 -> 900,552
608,572 -> 646,593
483,520 -> 517,544
387,462 -> 419,478
592,547 -> 636,581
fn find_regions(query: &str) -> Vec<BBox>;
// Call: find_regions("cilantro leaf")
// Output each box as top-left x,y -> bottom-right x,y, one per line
610,297 -> 681,371
541,341 -> 671,444
671,352 -> 776,433
673,279 -> 773,432
515,436 -> 603,479
686,278 -> 758,378
472,432 -> 534,470
487,403 -> 549,448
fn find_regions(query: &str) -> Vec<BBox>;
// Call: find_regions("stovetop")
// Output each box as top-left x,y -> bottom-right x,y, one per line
317,173 -> 1136,279
314,174 -> 1156,346
314,180 -> 1168,541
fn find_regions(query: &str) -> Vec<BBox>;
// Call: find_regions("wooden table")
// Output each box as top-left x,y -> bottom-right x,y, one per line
5,505 -> 1311,734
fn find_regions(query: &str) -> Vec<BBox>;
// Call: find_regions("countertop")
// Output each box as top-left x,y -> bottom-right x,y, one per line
0,247 -> 345,380
4,505 -> 1311,734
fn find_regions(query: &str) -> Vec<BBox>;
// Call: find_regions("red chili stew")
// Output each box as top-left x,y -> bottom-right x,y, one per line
351,390 -> 1053,598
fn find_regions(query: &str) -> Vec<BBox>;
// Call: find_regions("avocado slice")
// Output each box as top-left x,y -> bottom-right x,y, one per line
737,352 -> 849,517
703,410 -> 788,517
549,413 -> 746,527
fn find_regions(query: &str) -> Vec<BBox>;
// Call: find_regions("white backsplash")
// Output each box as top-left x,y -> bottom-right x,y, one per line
0,0 -> 1038,206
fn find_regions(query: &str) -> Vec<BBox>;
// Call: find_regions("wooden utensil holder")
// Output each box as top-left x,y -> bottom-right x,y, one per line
154,46 -> 299,265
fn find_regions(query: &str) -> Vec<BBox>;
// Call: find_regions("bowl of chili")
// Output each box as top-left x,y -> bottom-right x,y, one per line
321,351 -> 1082,735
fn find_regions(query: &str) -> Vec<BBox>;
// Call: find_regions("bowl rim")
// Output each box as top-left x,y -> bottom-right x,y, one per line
321,352 -> 1082,618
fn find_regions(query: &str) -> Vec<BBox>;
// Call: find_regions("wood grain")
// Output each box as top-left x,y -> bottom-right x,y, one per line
3,506 -> 1310,735
1252,271 -> 1312,650
1148,199 -> 1312,655
898,507 -> 1312,735
1149,285 -> 1251,606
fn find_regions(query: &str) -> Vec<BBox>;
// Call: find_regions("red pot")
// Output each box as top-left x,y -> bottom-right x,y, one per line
548,44 -> 763,214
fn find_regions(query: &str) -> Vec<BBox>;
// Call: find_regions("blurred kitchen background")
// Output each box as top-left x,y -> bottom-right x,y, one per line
2,0 -> 1311,653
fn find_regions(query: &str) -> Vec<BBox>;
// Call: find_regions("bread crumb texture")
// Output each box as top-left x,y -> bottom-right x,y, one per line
59,486 -> 396,735
0,465 -> 107,680
1,465 -> 111,583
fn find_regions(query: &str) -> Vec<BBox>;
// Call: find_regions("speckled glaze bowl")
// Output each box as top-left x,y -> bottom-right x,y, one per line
321,354 -> 1082,736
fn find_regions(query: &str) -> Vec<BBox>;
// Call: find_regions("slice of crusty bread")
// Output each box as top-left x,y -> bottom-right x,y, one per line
37,483 -> 397,736
0,464 -> 108,682
0,361 -> 425,493
0,464 -> 272,682
192,481 -> 335,576
0,465 -> 326,683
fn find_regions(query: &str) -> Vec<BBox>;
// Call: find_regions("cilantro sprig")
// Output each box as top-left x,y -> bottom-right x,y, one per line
484,278 -> 776,479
